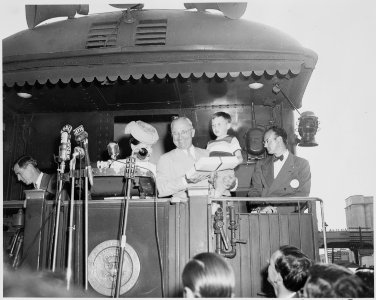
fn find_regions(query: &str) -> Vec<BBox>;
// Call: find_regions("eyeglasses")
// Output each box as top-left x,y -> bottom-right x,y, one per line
171,128 -> 192,138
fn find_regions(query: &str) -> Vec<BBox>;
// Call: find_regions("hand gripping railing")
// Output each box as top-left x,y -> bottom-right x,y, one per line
209,196 -> 328,263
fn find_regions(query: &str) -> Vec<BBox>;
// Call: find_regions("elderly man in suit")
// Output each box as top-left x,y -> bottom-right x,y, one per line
156,117 -> 211,202
247,126 -> 311,212
13,155 -> 57,200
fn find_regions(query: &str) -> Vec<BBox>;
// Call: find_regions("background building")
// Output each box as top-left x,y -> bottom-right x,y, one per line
319,195 -> 374,267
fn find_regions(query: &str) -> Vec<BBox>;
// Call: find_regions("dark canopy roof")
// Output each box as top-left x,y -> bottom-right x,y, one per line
3,9 -> 317,85
3,8 -> 317,113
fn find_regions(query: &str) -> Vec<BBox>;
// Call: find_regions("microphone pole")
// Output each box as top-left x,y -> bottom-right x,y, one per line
66,147 -> 84,290
52,124 -> 72,272
73,125 -> 91,290
114,155 -> 136,297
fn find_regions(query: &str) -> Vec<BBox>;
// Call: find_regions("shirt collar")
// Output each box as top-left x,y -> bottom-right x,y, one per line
182,145 -> 195,158
282,149 -> 289,160
285,291 -> 297,298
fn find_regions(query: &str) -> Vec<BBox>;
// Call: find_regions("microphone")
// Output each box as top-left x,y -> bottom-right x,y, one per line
59,124 -> 72,162
73,146 -> 85,159
69,146 -> 85,170
107,142 -> 119,161
73,125 -> 93,186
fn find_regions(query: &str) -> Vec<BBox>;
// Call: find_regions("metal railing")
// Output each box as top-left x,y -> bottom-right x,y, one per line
209,196 -> 328,263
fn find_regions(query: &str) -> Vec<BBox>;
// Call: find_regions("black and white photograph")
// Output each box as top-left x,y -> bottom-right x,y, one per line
2,0 -> 374,298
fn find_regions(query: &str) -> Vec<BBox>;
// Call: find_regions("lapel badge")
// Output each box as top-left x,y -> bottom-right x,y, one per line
290,179 -> 300,188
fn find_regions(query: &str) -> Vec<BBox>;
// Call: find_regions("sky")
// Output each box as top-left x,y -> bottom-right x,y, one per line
1,0 -> 376,230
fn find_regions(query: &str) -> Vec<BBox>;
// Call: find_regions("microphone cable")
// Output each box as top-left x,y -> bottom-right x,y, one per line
135,165 -> 164,297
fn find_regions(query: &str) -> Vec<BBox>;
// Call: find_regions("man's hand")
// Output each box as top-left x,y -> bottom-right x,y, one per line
247,187 -> 261,197
185,172 -> 210,184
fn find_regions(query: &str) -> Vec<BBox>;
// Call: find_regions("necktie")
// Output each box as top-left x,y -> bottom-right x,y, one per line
189,148 -> 195,160
183,149 -> 195,160
273,155 -> 283,162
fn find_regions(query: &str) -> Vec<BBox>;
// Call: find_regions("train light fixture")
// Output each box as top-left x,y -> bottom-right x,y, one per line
246,82 -> 266,161
272,83 -> 319,147
297,111 -> 319,147
17,92 -> 32,99
248,82 -> 264,90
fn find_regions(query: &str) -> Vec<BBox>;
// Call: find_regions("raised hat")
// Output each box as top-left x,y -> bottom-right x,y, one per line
124,121 -> 159,145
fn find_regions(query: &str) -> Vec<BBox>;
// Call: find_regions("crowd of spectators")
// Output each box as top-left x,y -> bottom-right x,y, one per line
3,246 -> 373,298
179,247 -> 373,298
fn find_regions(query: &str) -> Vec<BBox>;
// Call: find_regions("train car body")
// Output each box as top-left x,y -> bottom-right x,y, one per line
2,4 -> 322,297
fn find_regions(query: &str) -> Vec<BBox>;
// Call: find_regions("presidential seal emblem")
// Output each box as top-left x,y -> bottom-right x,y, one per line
88,240 -> 140,296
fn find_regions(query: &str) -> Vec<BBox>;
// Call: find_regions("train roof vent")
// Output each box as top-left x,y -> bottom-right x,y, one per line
86,22 -> 119,48
135,19 -> 167,46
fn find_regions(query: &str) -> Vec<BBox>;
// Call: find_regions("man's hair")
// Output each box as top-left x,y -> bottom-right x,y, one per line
304,263 -> 368,298
14,155 -> 37,169
355,268 -> 374,297
171,116 -> 193,130
182,252 -> 235,298
274,245 -> 312,292
212,111 -> 232,123
267,126 -> 288,146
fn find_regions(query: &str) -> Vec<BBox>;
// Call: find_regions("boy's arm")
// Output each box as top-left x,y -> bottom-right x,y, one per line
231,137 -> 243,165
234,149 -> 243,164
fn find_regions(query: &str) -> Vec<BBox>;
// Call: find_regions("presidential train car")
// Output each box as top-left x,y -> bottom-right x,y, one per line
2,3 -> 325,297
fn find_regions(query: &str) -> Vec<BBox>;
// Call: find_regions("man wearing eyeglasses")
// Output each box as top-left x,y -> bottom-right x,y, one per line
156,117 -> 212,202
247,126 -> 311,212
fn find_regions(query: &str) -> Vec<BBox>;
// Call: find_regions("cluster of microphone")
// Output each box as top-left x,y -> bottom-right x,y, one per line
59,124 -> 93,185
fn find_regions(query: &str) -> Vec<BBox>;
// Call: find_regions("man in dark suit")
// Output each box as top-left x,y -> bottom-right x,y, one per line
13,155 -> 57,200
247,126 -> 311,212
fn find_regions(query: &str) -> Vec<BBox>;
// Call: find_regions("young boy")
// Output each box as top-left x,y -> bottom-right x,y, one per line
207,112 -> 243,197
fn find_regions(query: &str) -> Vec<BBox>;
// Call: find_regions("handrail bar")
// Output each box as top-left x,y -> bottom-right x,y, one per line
209,196 -> 328,263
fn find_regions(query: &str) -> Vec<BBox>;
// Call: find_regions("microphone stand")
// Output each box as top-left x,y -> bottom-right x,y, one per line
113,155 -> 136,298
66,158 -> 76,290
51,160 -> 66,272
77,140 -> 90,291
84,166 -> 89,290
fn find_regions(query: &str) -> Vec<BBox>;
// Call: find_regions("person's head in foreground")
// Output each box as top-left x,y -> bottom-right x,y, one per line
303,263 -> 369,298
182,252 -> 235,298
267,245 -> 312,298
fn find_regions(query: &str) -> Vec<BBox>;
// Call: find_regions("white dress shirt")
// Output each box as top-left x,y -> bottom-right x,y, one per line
273,150 -> 289,178
34,172 -> 44,189
182,145 -> 196,159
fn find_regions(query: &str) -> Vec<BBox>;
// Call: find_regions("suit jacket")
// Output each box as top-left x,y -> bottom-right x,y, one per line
156,147 -> 209,201
39,172 -> 70,200
250,153 -> 311,197
39,173 -> 58,200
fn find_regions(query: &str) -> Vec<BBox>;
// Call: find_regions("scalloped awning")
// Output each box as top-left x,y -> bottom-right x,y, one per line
3,48 -> 317,87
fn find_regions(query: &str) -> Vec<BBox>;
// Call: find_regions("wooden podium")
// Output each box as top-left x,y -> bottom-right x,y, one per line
187,183 -> 212,258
